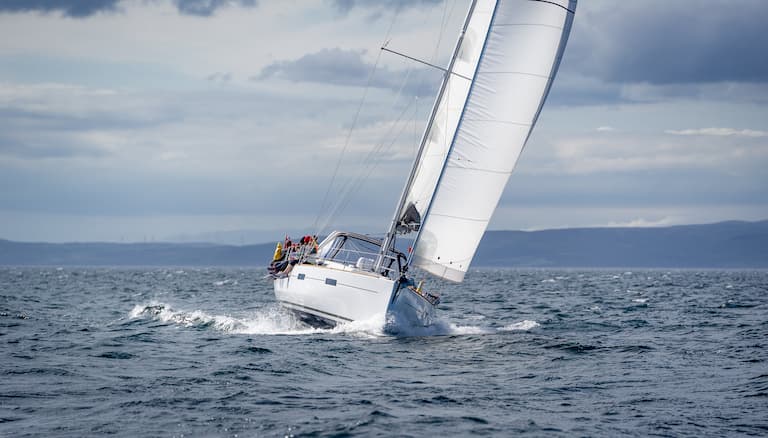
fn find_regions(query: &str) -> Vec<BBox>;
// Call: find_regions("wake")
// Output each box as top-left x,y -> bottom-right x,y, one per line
129,301 -> 539,338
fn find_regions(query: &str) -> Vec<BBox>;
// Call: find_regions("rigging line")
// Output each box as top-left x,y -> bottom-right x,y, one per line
381,47 -> 472,82
435,0 -> 460,61
311,51 -> 382,234
314,52 -> 418,233
317,94 -> 422,232
328,97 -> 423,225
322,91 -> 419,223
312,9 -> 401,236
317,0 -> 438,235
430,0 -> 451,64
316,1 -> 458,236
321,0 -> 454,232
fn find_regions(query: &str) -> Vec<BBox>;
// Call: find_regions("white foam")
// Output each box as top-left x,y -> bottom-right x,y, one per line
329,313 -> 389,338
384,317 -> 494,337
500,320 -> 540,331
129,301 -> 535,338
213,279 -> 237,286
129,301 -> 320,335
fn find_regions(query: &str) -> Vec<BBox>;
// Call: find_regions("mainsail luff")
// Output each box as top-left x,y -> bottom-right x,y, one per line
408,0 -> 577,282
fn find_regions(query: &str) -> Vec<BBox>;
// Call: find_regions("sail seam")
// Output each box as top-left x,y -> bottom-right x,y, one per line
493,23 -> 563,30
430,213 -> 490,223
462,119 -> 532,127
479,71 -> 552,80
444,165 -> 513,175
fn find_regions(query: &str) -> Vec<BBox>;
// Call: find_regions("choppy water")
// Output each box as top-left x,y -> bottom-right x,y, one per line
1,268 -> 767,437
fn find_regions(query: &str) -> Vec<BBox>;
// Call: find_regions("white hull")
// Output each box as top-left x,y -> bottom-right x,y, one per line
273,263 -> 436,328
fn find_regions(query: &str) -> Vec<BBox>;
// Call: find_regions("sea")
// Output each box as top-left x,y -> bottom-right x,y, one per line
1,267 -> 766,437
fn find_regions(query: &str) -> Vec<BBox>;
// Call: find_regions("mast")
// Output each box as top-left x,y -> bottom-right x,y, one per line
375,0 -> 479,273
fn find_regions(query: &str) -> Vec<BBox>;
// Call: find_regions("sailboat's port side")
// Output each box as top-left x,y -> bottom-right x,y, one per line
268,0 -> 576,328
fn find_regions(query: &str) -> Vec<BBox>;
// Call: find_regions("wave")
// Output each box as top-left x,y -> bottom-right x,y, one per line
129,301 -> 318,336
128,301 -> 539,338
500,320 -> 540,331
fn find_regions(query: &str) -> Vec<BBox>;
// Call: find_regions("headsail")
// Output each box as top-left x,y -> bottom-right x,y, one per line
404,0 -> 576,282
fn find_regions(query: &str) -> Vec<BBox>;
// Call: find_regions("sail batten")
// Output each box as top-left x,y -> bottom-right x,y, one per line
402,0 -> 576,282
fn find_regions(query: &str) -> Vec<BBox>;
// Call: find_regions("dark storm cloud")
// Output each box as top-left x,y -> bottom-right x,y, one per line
255,48 -> 438,97
0,0 -> 257,17
570,0 -> 768,84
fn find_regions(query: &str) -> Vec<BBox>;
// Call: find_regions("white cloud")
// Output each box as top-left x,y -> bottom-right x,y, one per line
665,128 -> 768,137
603,217 -> 678,228
490,205 -> 768,233
543,136 -> 729,174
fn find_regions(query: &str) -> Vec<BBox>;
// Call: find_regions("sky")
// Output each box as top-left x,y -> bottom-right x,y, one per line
0,0 -> 766,244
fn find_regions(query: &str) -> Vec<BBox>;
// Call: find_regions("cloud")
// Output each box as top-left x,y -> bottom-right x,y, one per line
1,1 -> 767,242
0,78 -> 418,226
547,135 -> 766,175
0,0 -> 121,17
665,128 -> 768,138
331,0 -> 442,15
257,48 -> 370,87
568,0 -> 768,85
173,0 -> 257,17
603,217 -> 678,228
0,0 -> 258,17
206,72 -> 232,83
254,47 -> 438,96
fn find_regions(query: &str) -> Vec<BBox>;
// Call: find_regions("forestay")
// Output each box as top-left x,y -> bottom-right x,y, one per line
404,0 -> 576,282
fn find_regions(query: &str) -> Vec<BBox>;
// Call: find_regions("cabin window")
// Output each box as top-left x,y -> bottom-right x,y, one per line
315,232 -> 405,279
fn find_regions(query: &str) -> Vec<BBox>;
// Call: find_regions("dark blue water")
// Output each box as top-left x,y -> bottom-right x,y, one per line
1,268 -> 766,436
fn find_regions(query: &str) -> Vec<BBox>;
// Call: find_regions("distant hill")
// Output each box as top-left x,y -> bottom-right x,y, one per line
1,220 -> 767,268
0,240 -> 274,267
474,220 -> 768,268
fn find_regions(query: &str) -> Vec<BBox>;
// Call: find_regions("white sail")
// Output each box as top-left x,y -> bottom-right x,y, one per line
406,0 -> 576,282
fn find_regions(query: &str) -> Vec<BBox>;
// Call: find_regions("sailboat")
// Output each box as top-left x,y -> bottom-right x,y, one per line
271,0 -> 576,328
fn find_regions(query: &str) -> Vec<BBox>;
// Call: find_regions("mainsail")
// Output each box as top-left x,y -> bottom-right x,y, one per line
400,0 -> 576,282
